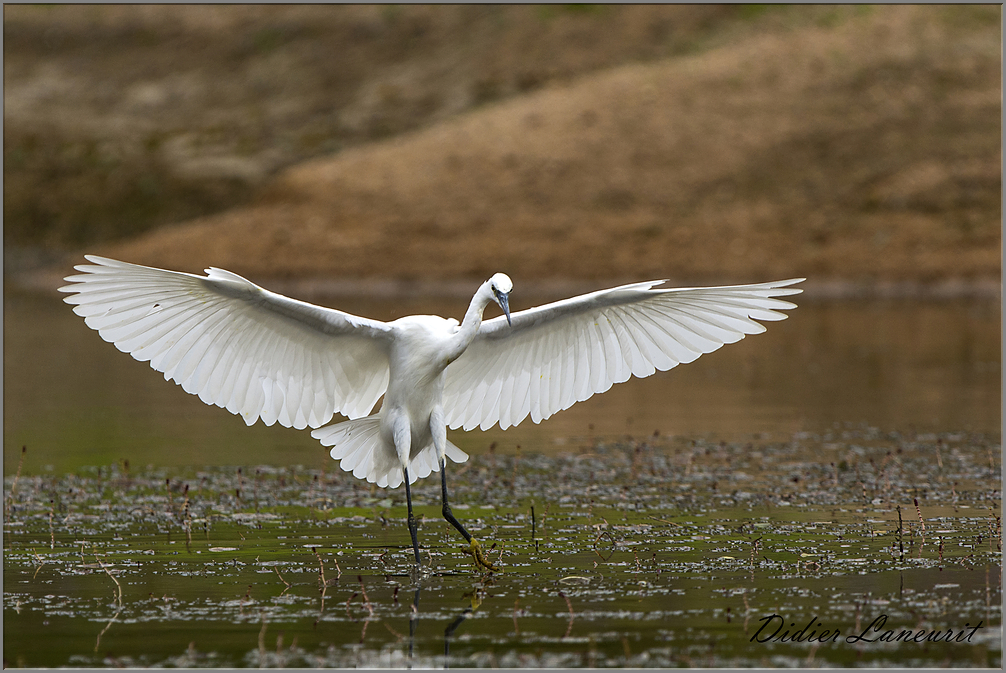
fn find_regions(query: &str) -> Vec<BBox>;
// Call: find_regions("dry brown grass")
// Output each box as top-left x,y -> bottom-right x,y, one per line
6,5 -> 1000,288
3,5 -> 743,251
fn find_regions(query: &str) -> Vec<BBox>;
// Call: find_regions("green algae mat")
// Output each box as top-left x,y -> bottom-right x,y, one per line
4,428 -> 1001,667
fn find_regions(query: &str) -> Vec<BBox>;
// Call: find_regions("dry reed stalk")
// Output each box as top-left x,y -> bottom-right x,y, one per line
183,484 -> 192,550
312,547 -> 327,593
239,584 -> 252,616
896,505 -> 905,560
94,550 -> 123,608
5,446 -> 27,522
913,498 -> 925,533
275,567 -> 291,595
165,478 -> 174,515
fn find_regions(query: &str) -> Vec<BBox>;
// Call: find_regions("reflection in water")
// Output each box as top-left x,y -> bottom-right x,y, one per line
443,602 -> 473,668
4,288 -> 1000,474
405,576 -> 479,669
409,584 -> 419,664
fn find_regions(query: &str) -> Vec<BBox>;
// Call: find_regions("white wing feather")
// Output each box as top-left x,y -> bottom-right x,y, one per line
59,255 -> 392,429
443,278 -> 804,431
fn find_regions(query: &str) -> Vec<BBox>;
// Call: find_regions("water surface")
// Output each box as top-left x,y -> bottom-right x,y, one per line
4,288 -> 1000,473
4,429 -> 1002,667
3,287 -> 1000,667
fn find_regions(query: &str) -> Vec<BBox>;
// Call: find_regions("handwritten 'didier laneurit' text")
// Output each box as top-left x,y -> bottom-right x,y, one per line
750,614 -> 984,646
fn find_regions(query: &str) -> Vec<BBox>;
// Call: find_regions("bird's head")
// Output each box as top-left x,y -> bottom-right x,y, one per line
489,273 -> 513,326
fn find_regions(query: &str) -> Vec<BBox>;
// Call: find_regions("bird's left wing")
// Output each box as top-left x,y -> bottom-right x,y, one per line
60,255 -> 393,429
443,278 -> 804,431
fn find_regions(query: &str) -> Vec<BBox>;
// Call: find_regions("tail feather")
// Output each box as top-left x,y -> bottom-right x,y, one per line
311,416 -> 469,488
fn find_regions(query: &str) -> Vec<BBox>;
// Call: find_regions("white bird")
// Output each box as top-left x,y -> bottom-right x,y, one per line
60,255 -> 803,570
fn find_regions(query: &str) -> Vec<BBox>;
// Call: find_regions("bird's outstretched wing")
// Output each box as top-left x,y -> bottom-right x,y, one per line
443,278 -> 804,431
60,255 -> 392,429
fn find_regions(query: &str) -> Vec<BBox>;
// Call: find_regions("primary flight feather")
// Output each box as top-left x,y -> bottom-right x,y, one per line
60,255 -> 803,570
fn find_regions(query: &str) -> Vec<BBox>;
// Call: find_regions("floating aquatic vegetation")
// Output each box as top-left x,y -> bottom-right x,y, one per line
4,427 -> 1001,667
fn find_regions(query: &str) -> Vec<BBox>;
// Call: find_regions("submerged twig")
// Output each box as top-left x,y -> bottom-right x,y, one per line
94,551 -> 123,608
592,530 -> 616,562
31,549 -> 45,580
558,591 -> 574,638
358,575 -> 374,617
274,632 -> 286,667
94,606 -> 122,654
383,621 -> 404,642
258,611 -> 267,664
345,592 -> 357,619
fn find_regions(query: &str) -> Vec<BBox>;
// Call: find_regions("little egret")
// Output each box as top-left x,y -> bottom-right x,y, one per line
60,255 -> 803,570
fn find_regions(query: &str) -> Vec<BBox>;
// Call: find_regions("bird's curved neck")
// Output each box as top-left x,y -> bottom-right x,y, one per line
447,281 -> 495,362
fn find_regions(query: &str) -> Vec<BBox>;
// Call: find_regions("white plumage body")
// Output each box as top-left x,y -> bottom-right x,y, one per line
60,256 -> 804,492
315,315 -> 471,489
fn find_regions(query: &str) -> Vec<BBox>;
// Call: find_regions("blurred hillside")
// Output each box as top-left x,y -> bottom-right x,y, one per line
4,5 -> 1001,290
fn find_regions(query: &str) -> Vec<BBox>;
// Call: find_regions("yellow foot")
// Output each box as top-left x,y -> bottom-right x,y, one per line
466,537 -> 501,572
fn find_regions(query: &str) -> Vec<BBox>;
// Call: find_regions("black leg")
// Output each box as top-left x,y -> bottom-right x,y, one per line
441,459 -> 472,542
404,467 -> 421,565
440,459 -> 499,571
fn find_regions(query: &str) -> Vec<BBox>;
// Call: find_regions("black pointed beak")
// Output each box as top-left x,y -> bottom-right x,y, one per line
495,290 -> 512,327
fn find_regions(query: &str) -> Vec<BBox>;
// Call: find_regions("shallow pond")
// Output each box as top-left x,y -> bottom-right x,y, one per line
4,430 -> 1002,667
3,287 -> 1002,667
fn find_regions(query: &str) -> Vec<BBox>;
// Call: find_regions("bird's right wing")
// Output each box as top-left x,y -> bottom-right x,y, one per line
60,255 -> 392,429
443,278 -> 804,431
